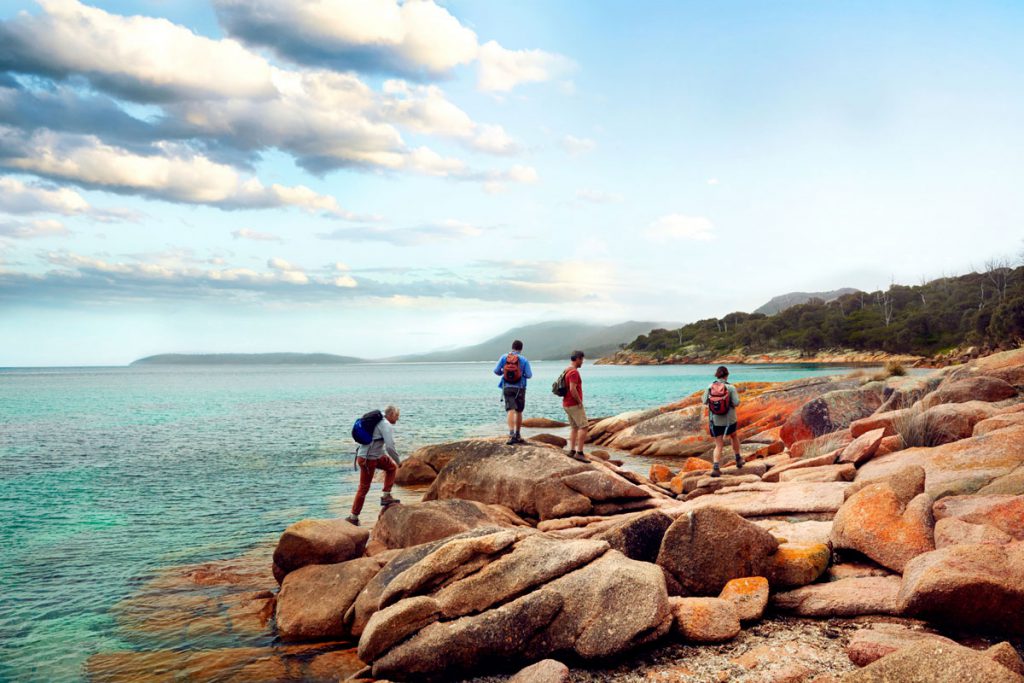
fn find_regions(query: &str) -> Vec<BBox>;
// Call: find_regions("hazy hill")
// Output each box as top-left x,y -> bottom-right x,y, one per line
391,320 -> 677,362
131,353 -> 364,365
754,288 -> 860,315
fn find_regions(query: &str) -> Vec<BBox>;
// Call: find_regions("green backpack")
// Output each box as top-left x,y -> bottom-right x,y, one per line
551,369 -> 568,397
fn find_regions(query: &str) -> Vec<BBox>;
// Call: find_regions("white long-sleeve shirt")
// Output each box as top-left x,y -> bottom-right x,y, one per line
355,418 -> 401,462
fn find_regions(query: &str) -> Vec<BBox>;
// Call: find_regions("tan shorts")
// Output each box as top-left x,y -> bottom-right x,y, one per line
563,404 -> 588,429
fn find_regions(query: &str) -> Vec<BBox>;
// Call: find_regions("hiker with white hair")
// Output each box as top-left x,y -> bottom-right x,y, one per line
346,405 -> 402,525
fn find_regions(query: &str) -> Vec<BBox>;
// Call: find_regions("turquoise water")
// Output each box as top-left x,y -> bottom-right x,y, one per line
0,361 -> 855,682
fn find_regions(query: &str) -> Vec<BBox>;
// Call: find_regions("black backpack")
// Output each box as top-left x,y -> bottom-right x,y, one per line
352,410 -> 384,444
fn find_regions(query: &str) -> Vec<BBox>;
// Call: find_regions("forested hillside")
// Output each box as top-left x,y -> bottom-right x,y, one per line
628,265 -> 1024,358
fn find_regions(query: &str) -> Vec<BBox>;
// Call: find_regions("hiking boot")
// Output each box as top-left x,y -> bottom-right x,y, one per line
380,493 -> 400,509
506,434 -> 517,445
571,451 -> 589,462
512,434 -> 526,444
345,514 -> 360,526
710,464 -> 722,478
734,454 -> 745,469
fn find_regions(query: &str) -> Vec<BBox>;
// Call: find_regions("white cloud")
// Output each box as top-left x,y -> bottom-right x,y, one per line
319,219 -> 484,246
646,214 -> 716,241
0,218 -> 69,239
0,0 -> 275,102
471,124 -> 519,155
0,176 -> 89,215
266,257 -> 309,284
379,80 -> 520,155
404,146 -> 469,177
164,70 -> 523,176
333,275 -> 358,288
707,178 -> 720,185
213,0 -> 570,93
232,228 -> 282,242
480,164 -> 539,194
0,128 -> 358,216
504,165 -> 539,184
40,250 -> 320,288
267,257 -> 301,272
561,134 -> 596,156
478,41 -> 575,92
214,0 -> 478,77
576,189 -> 624,204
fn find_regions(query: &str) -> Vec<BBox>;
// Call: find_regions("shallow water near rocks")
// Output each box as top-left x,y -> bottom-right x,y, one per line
1,361 -> 861,681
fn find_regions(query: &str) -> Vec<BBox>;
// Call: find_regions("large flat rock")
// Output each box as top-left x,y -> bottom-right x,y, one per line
854,424 -> 1024,498
673,481 -> 851,517
424,439 -> 652,521
772,576 -> 902,617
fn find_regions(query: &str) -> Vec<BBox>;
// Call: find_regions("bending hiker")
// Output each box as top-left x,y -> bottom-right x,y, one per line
346,405 -> 402,526
702,366 -> 743,477
494,339 -> 533,445
562,350 -> 588,461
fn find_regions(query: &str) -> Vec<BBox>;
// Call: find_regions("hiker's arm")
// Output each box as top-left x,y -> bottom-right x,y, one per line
493,357 -> 504,376
381,421 -> 401,463
730,385 -> 741,407
570,381 -> 583,404
522,358 -> 533,379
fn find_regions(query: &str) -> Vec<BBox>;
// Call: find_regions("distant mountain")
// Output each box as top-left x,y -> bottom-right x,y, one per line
131,353 -> 364,365
390,320 -> 678,362
754,288 -> 860,315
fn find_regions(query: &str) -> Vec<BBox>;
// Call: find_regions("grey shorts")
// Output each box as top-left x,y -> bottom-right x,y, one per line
503,386 -> 525,412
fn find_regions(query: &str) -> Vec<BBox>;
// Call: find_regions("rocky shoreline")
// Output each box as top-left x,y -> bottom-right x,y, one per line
595,347 -> 965,367
87,348 -> 1024,682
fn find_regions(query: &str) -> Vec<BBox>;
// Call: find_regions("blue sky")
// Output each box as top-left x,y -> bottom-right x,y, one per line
1,0 -> 1023,365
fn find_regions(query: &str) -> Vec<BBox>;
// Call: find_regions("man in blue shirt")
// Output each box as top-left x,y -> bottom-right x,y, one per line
494,339 -> 533,445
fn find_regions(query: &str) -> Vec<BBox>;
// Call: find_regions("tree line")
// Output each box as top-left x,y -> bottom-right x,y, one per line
628,262 -> 1024,358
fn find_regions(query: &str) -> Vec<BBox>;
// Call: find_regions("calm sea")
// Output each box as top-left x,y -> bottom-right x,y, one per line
0,361 -> 855,681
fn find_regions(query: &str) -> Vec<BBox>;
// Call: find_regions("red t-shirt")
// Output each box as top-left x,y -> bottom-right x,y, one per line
562,367 -> 583,407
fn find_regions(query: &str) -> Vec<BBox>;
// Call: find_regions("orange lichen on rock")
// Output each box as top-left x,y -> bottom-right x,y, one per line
649,464 -> 675,483
682,457 -> 712,472
765,543 -> 831,589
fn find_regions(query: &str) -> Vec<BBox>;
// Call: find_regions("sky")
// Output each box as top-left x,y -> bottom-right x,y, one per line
1,0 -> 1023,366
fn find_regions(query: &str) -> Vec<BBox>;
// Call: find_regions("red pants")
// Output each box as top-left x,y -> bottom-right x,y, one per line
351,455 -> 397,515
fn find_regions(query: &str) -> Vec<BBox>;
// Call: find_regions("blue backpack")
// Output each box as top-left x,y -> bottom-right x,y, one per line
352,410 -> 384,445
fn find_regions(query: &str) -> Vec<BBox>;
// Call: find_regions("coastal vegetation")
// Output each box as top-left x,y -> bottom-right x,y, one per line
626,264 -> 1024,360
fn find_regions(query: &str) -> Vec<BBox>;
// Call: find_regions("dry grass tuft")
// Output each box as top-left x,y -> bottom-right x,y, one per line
801,433 -> 848,460
885,360 -> 907,376
890,405 -> 952,448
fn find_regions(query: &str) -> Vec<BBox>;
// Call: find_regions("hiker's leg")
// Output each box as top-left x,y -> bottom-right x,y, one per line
575,406 -> 588,451
514,410 -> 523,433
504,388 -> 518,436
351,458 -> 376,515
729,430 -> 742,456
380,455 -> 398,492
568,425 -> 579,452
713,435 -> 725,467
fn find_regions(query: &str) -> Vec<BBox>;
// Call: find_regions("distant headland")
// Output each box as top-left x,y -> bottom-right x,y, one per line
130,353 -> 364,365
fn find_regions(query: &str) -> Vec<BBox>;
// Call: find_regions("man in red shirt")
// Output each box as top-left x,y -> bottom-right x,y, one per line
562,350 -> 588,461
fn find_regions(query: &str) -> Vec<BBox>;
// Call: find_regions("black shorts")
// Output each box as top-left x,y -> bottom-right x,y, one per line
503,386 -> 525,412
709,421 -> 738,437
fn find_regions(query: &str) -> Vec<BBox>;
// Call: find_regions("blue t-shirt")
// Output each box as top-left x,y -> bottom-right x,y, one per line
494,351 -> 533,388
